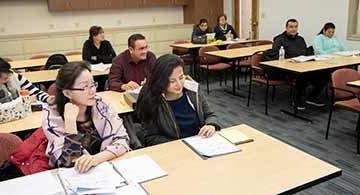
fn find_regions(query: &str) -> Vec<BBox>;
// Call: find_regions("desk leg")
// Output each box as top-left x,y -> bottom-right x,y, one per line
280,74 -> 313,124
223,59 -> 246,98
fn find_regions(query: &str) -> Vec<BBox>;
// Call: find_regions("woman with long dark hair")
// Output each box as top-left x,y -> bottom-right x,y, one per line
82,25 -> 116,64
42,61 -> 129,173
136,54 -> 220,146
313,22 -> 345,55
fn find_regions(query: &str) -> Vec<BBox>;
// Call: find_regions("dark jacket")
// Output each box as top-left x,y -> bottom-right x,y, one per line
191,26 -> 212,44
138,86 -> 221,146
214,24 -> 238,41
272,31 -> 312,58
82,40 -> 116,64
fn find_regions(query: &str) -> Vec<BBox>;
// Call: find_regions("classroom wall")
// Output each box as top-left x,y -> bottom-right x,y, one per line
0,0 -> 183,36
223,0 -> 234,26
258,0 -> 360,50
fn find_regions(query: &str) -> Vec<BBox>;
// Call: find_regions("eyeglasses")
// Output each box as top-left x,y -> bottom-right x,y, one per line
69,82 -> 98,92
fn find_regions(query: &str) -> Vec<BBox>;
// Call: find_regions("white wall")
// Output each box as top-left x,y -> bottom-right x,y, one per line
223,0 -> 234,25
0,0 -> 183,36
258,0 -> 360,50
239,0 -> 252,39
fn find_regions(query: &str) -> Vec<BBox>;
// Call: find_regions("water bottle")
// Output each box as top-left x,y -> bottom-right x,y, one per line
279,46 -> 285,61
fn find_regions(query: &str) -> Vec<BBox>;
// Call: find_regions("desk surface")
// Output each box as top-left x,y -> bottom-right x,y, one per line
10,55 -> 82,69
113,124 -> 341,195
22,69 -> 109,84
347,80 -> 360,88
205,44 -> 272,59
261,56 -> 360,73
0,91 -> 133,133
170,39 -> 259,49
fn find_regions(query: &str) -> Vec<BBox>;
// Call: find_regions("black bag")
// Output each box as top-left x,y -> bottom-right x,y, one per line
45,54 -> 68,70
0,161 -> 24,181
262,49 -> 279,61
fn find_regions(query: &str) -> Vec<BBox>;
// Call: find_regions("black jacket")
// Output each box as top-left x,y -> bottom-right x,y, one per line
214,24 -> 238,41
138,87 -> 221,146
191,26 -> 212,44
272,31 -> 312,58
82,40 -> 116,64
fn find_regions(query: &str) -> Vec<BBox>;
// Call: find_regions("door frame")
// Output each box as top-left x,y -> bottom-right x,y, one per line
233,0 -> 259,39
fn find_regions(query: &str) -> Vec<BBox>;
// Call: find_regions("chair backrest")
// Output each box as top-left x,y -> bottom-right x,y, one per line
172,40 -> 190,55
0,133 -> 23,165
331,68 -> 360,99
64,51 -> 82,56
30,54 -> 50,60
198,46 -> 221,64
45,54 -> 68,70
253,40 -> 273,46
250,51 -> 264,68
226,43 -> 247,50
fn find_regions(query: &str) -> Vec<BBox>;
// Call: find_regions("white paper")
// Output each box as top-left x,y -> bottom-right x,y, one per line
59,162 -> 125,193
183,133 -> 240,157
291,55 -> 315,62
0,170 -> 64,195
129,86 -> 143,95
334,50 -> 360,56
110,183 -> 148,195
91,63 -> 112,71
112,155 -> 167,183
314,55 -> 335,61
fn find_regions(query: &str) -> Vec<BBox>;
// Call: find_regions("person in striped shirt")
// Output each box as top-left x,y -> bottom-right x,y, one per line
0,57 -> 54,104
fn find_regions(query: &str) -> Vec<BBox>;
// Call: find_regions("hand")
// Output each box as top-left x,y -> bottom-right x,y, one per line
122,81 -> 140,91
198,125 -> 216,138
64,102 -> 79,134
74,154 -> 99,174
47,96 -> 55,105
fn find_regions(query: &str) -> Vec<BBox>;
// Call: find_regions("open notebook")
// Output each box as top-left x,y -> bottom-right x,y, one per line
183,133 -> 240,159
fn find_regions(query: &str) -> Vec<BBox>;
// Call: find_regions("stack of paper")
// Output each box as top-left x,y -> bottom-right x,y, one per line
0,170 -> 64,195
91,63 -> 112,71
291,55 -> 315,62
334,50 -> 360,56
58,162 -> 125,195
183,134 -> 240,158
112,155 -> 167,183
219,129 -> 254,145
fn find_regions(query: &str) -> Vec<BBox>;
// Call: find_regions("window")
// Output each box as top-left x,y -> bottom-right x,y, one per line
347,0 -> 360,40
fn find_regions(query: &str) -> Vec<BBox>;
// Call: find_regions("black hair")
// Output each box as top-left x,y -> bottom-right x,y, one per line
128,33 -> 146,48
198,18 -> 208,26
55,61 -> 91,119
286,18 -> 298,27
0,57 -> 12,74
318,22 -> 336,35
217,14 -> 227,24
136,54 -> 184,123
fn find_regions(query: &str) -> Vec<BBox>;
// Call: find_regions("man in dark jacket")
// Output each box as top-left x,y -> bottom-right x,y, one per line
191,18 -> 213,44
268,19 -> 327,110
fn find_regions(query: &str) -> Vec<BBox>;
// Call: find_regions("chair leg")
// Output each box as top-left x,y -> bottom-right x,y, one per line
325,105 -> 334,139
247,72 -> 253,107
271,85 -> 276,102
356,114 -> 360,154
265,80 -> 270,115
224,69 -> 228,86
237,66 -> 240,89
206,69 -> 210,94
289,85 -> 293,105
219,72 -> 222,87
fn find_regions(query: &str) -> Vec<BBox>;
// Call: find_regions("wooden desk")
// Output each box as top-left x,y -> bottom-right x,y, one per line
170,39 -> 259,49
22,69 -> 109,84
347,80 -> 360,88
113,124 -> 341,195
9,55 -> 82,69
261,56 -> 360,73
0,91 -> 133,133
205,44 -> 272,59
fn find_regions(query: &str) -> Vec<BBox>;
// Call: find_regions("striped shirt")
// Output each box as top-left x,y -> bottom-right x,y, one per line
16,73 -> 49,102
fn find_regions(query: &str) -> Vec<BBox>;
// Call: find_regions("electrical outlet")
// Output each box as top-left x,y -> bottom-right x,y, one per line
152,17 -> 156,23
117,20 -> 122,25
74,23 -> 79,28
0,27 -> 5,33
48,24 -> 55,30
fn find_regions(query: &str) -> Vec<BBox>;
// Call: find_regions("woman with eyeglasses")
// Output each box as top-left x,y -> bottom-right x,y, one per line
42,61 -> 130,173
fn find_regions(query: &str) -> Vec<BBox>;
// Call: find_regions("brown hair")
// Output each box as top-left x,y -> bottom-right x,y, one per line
88,26 -> 104,42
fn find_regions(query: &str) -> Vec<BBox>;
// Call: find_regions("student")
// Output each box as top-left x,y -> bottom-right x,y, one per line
270,19 -> 327,109
136,54 -> 221,146
82,26 -> 116,64
109,34 -> 156,92
191,18 -> 213,44
214,14 -> 238,41
0,57 -> 53,104
42,61 -> 129,173
313,22 -> 346,55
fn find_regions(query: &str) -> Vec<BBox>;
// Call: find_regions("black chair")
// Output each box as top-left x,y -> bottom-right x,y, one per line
45,54 -> 68,70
